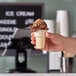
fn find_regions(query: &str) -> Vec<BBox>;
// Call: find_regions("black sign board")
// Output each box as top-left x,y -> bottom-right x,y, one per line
0,3 -> 44,28
0,3 -> 44,54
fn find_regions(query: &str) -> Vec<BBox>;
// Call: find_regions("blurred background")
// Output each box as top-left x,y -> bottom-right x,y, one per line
0,0 -> 76,73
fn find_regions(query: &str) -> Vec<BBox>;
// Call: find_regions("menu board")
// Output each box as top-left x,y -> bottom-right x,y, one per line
0,3 -> 44,53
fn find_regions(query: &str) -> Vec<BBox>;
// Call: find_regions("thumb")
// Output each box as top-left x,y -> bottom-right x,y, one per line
45,32 -> 55,39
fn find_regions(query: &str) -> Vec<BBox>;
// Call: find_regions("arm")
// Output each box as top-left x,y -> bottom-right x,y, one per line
64,37 -> 76,54
31,32 -> 76,55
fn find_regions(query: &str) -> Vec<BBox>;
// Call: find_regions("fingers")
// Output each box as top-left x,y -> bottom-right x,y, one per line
31,33 -> 36,45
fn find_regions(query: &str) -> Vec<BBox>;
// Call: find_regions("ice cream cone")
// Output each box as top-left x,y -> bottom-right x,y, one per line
34,30 -> 47,49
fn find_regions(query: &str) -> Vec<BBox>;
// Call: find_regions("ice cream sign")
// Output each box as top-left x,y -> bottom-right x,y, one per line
0,3 -> 44,55
0,11 -> 34,25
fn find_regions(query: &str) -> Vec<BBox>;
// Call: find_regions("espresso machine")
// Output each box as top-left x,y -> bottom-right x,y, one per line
6,28 -> 37,73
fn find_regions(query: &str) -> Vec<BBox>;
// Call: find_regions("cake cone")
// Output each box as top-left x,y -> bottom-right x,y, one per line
34,30 -> 47,49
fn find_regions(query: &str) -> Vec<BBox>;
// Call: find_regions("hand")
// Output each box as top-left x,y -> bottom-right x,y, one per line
31,32 -> 65,52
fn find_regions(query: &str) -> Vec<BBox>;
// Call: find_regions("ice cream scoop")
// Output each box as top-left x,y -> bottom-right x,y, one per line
30,18 -> 48,32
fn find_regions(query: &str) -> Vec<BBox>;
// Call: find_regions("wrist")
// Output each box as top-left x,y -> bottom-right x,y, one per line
63,36 -> 76,56
63,37 -> 71,52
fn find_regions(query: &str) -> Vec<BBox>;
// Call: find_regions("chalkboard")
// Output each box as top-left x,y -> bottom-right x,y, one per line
0,3 -> 44,28
0,3 -> 44,54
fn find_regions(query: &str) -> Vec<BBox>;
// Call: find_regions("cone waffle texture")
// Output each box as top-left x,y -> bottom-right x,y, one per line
34,30 -> 47,49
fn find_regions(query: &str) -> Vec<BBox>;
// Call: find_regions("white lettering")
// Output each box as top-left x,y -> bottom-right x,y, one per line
5,11 -> 14,16
0,27 -> 15,32
16,11 -> 34,17
0,42 -> 4,47
0,19 -> 16,25
25,19 -> 34,25
0,35 -> 10,40
0,42 -> 8,47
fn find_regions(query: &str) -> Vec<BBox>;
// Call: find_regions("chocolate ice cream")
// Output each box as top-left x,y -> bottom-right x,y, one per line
30,19 -> 48,32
